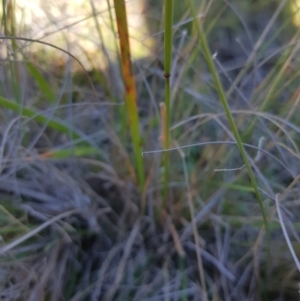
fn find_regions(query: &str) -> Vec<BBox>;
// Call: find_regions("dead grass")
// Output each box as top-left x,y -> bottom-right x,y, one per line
0,0 -> 299,300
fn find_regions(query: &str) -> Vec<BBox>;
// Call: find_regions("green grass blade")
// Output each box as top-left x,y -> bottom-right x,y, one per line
186,0 -> 268,230
26,62 -> 56,103
40,146 -> 99,159
164,0 -> 173,150
113,0 -> 145,189
162,0 -> 174,202
0,95 -> 80,139
185,4 -> 270,285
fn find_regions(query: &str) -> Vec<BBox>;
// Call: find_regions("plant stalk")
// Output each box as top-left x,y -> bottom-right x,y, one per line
163,0 -> 174,201
113,0 -> 145,189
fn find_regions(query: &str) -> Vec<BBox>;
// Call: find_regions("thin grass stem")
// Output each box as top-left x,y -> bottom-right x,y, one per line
186,0 -> 270,285
162,0 -> 174,202
113,0 -> 145,189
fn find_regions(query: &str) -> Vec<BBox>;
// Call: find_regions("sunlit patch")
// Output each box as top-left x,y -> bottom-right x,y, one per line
0,0 -> 154,70
291,0 -> 300,27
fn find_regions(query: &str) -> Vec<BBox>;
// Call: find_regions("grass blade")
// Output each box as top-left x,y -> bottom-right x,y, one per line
186,0 -> 268,231
26,62 -> 56,103
162,0 -> 174,201
113,0 -> 145,189
0,95 -> 80,139
186,2 -> 270,288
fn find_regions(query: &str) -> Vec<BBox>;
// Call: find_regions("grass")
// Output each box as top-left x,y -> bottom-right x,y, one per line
162,0 -> 173,203
0,0 -> 300,300
113,0 -> 145,189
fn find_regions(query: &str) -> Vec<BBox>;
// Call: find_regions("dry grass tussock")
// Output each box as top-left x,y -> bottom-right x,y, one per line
0,0 -> 300,300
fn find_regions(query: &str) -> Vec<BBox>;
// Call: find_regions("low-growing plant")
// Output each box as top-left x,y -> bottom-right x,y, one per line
0,1 -> 299,300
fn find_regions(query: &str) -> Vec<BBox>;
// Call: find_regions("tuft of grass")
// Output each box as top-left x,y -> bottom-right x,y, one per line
0,1 -> 300,300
